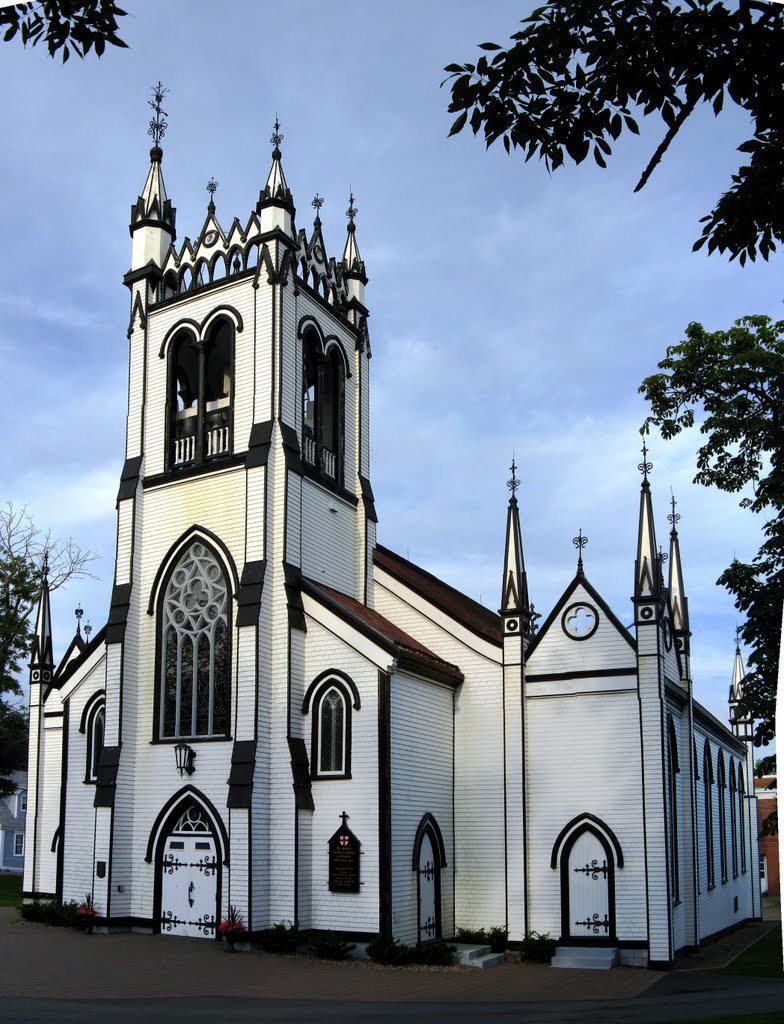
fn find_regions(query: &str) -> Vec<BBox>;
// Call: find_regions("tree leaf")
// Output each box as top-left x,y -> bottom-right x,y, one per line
478,42 -> 502,50
448,110 -> 468,137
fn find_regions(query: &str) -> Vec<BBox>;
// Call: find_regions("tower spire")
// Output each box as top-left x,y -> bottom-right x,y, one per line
129,82 -> 176,272
634,440 -> 660,599
257,115 -> 295,233
500,459 -> 532,631
667,493 -> 691,679
728,635 -> 753,740
29,555 -> 54,686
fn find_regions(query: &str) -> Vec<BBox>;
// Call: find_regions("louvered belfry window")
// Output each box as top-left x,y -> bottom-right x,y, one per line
160,542 -> 229,738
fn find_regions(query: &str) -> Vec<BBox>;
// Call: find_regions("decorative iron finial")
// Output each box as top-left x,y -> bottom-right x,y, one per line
734,624 -> 742,652
41,551 -> 49,578
84,620 -> 92,642
346,190 -> 357,225
74,604 -> 83,637
507,457 -> 520,498
147,82 -> 169,147
206,177 -> 218,214
667,491 -> 681,531
312,193 -> 324,223
270,115 -> 284,151
573,529 -> 588,574
659,547 -> 668,564
638,439 -> 653,481
529,603 -> 542,634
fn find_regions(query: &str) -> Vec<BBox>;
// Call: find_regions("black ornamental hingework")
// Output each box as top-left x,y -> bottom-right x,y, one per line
328,812 -> 361,893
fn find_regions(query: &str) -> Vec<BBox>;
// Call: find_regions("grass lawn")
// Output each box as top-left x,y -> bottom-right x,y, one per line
655,1016 -> 784,1024
713,925 -> 783,979
0,871 -> 22,906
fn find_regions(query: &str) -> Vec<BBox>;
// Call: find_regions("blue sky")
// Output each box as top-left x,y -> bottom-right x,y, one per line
2,0 -> 780,739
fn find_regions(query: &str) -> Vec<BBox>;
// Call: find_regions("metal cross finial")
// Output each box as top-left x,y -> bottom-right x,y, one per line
339,811 -> 349,827
667,492 -> 681,531
270,115 -> 284,150
573,529 -> 588,574
41,551 -> 49,577
147,81 -> 169,146
75,604 -> 83,636
734,624 -> 742,651
84,620 -> 93,642
638,439 -> 653,481
312,193 -> 324,215
206,177 -> 218,213
346,190 -> 357,224
507,457 -> 520,497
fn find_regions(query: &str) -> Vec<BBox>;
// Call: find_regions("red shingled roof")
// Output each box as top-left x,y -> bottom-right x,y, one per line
373,544 -> 502,647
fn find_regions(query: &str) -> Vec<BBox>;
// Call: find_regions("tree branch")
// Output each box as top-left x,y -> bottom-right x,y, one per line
634,93 -> 699,193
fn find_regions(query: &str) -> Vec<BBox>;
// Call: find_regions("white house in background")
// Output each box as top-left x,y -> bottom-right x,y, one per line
24,99 -> 761,969
1,770 -> 27,873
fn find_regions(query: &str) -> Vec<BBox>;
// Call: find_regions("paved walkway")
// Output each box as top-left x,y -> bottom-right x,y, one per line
0,901 -> 779,1005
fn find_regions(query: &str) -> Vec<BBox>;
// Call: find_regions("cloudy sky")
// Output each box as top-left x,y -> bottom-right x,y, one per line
2,1 -> 780,740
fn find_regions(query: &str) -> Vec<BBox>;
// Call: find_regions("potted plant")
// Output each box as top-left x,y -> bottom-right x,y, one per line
217,904 -> 247,952
76,894 -> 97,934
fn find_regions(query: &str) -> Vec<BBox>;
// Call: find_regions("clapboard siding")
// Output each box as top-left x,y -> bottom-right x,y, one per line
526,690 -> 647,943
390,672 -> 454,946
301,478 -> 356,595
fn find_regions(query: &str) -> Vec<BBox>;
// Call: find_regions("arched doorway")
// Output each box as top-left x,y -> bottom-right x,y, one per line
551,814 -> 623,944
413,814 -> 447,943
147,790 -> 227,939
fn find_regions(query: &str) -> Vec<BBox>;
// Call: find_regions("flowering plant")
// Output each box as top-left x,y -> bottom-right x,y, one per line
76,893 -> 97,917
217,904 -> 247,939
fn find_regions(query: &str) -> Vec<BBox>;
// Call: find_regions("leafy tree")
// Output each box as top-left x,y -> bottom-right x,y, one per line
0,701 -> 29,799
640,315 -> 781,772
0,502 -> 95,697
444,0 -> 784,265
0,1 -> 128,62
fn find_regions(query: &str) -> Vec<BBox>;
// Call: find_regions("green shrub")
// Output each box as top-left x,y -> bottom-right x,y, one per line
19,899 -> 80,928
519,930 -> 557,963
487,924 -> 508,954
253,919 -> 301,954
412,940 -> 456,966
366,935 -> 415,965
456,926 -> 488,944
308,930 -> 356,960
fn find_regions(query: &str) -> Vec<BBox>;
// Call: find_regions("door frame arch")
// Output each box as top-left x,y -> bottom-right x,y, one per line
551,813 -> 623,945
412,813 -> 447,943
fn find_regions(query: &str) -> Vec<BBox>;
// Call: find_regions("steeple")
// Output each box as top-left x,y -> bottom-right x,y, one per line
129,83 -> 177,272
634,441 -> 660,600
257,117 -> 295,236
667,494 -> 690,678
728,637 -> 753,741
29,556 -> 54,687
342,190 -> 368,316
500,460 -> 532,634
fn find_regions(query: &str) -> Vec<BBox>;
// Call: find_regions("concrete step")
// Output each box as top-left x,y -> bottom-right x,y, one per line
453,944 -> 505,968
551,945 -> 618,970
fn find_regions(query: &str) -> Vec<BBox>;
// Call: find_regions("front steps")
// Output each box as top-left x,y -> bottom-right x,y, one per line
453,943 -> 506,969
550,945 -> 619,969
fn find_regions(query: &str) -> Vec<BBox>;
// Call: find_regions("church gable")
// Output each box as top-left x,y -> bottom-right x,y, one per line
526,574 -> 636,684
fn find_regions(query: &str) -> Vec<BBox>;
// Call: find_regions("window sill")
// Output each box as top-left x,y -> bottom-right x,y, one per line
150,735 -> 233,745
312,771 -> 352,782
672,899 -> 682,908
300,462 -> 358,506
707,883 -> 716,891
144,454 -> 245,490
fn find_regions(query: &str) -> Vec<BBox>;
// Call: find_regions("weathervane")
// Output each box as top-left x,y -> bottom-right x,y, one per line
148,81 -> 168,147
667,492 -> 680,531
507,457 -> 520,498
74,604 -> 83,637
346,190 -> 357,225
270,115 -> 284,152
573,529 -> 588,574
638,439 -> 653,482
206,177 -> 218,213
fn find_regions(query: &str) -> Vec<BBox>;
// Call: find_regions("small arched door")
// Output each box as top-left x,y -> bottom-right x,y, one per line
413,814 -> 446,943
159,805 -> 219,938
552,815 -> 622,944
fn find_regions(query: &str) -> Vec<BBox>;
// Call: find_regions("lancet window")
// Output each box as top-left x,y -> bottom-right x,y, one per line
169,321 -> 233,469
667,718 -> 680,903
738,766 -> 747,873
729,760 -> 738,878
301,327 -> 344,485
717,753 -> 728,883
158,542 -> 230,739
85,700 -> 105,782
704,743 -> 715,889
308,676 -> 353,779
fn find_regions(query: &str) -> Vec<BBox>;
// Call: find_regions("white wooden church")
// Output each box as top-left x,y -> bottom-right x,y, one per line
24,99 -> 762,969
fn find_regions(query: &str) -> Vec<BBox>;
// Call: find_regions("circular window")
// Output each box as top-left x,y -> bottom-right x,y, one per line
507,619 -> 519,632
561,602 -> 599,641
203,230 -> 218,247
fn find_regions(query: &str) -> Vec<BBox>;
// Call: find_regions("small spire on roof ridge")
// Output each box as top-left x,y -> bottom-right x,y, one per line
206,177 -> 218,215
638,438 -> 653,487
312,193 -> 324,226
573,529 -> 588,575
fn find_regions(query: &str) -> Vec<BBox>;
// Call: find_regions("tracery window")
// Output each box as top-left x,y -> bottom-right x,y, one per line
301,328 -> 344,485
159,542 -> 230,739
169,321 -> 233,469
667,718 -> 680,903
309,678 -> 352,779
704,743 -> 715,889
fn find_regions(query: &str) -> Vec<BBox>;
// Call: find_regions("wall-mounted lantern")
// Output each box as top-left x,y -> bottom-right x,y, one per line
174,742 -> 196,777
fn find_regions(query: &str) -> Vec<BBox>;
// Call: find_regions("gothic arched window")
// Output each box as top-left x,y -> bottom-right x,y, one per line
738,765 -> 747,873
704,742 -> 715,889
717,752 -> 728,883
309,677 -> 352,779
85,700 -> 105,782
729,760 -> 738,878
159,542 -> 230,739
300,327 -> 344,485
169,321 -> 233,469
667,717 -> 680,903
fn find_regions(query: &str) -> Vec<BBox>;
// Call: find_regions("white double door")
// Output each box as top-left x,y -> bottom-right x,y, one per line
160,832 -> 218,938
